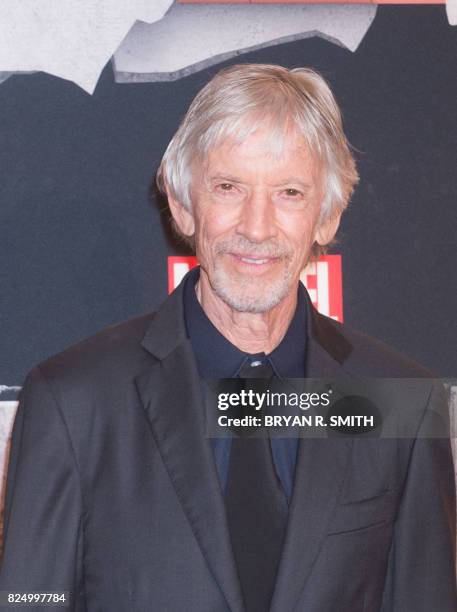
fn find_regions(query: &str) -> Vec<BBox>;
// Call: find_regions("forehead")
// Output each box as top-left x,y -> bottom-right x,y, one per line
199,127 -> 320,182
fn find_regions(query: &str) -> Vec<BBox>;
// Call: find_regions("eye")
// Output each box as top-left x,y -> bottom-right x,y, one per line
213,182 -> 240,197
210,181 -> 244,202
283,188 -> 302,197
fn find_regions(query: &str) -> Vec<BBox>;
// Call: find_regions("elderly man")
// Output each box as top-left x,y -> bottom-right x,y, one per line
1,64 -> 455,611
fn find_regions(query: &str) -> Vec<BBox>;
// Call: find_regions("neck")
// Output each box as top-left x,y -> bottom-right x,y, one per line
195,273 -> 298,354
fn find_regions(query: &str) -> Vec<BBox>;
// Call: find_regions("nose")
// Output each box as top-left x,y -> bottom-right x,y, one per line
236,189 -> 278,243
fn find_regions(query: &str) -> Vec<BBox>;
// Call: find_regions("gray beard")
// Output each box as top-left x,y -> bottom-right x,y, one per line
210,260 -> 294,314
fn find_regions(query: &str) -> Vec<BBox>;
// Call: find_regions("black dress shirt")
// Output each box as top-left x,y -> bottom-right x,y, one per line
183,266 -> 307,501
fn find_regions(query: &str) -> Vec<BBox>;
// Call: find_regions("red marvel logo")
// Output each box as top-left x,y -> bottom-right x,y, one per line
168,254 -> 343,321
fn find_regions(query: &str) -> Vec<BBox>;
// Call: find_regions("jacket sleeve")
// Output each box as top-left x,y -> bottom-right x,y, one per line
381,383 -> 457,611
0,367 -> 85,611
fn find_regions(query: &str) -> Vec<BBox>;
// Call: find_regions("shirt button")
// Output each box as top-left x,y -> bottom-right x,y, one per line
250,360 -> 263,368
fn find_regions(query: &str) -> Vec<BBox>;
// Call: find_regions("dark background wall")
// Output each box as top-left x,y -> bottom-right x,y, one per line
1,5 -> 456,385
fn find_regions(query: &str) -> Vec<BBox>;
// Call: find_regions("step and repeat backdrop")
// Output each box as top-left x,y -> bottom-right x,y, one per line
1,1 -> 457,534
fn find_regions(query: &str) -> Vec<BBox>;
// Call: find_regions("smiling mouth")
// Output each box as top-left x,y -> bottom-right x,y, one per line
229,253 -> 280,266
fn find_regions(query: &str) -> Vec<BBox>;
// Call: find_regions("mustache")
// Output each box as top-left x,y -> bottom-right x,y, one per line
214,236 -> 292,258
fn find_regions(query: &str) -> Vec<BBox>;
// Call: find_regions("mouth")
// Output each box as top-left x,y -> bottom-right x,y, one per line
229,253 -> 280,267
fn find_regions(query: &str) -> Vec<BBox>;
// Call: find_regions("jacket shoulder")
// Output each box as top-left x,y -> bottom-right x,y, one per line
35,312 -> 157,386
320,315 -> 433,378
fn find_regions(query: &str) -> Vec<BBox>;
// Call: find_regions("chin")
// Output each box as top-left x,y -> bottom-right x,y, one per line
211,267 -> 294,314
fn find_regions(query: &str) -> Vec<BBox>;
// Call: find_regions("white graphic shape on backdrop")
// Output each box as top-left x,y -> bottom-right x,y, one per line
0,0 -> 174,93
447,0 -> 457,25
301,262 -> 330,318
113,3 -> 378,82
0,400 -> 18,539
0,2 -> 454,92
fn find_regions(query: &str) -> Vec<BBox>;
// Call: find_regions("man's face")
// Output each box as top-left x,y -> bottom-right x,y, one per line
171,127 -> 340,313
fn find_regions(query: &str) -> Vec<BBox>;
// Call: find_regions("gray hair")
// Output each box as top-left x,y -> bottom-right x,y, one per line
156,63 -> 358,231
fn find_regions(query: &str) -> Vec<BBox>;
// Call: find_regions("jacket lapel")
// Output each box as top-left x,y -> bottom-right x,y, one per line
135,286 -> 244,612
135,276 -> 356,612
270,299 -> 354,612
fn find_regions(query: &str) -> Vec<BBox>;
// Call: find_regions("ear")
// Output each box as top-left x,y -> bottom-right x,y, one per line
166,185 -> 195,236
314,211 -> 342,246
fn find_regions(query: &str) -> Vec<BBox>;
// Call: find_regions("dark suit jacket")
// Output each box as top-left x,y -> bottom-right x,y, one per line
1,277 -> 456,611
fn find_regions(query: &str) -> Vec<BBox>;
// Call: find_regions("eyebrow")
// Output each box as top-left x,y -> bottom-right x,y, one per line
207,174 -> 244,185
272,179 -> 313,192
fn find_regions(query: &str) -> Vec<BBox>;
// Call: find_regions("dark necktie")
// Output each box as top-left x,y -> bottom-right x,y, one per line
225,360 -> 289,612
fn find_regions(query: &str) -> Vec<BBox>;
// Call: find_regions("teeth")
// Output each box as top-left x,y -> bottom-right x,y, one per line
240,257 -> 269,264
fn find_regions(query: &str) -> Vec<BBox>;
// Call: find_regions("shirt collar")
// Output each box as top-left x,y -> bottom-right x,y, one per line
183,266 -> 307,379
